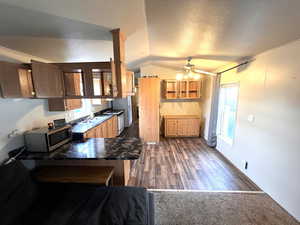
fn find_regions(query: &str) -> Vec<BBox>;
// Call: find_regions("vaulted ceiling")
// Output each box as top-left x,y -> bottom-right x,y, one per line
0,0 -> 300,71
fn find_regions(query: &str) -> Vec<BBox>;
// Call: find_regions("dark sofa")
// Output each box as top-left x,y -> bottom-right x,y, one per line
0,160 -> 154,225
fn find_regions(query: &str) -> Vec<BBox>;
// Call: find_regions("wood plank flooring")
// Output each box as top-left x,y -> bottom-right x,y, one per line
124,121 -> 260,191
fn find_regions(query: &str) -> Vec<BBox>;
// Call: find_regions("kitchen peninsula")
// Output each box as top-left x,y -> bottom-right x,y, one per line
18,137 -> 142,186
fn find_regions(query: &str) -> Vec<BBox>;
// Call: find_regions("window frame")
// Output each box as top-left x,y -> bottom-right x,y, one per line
217,82 -> 240,146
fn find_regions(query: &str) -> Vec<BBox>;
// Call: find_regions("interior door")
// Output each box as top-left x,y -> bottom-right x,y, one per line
31,60 -> 64,98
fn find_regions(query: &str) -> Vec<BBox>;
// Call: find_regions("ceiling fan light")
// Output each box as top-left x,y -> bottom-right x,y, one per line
176,73 -> 183,80
194,74 -> 201,80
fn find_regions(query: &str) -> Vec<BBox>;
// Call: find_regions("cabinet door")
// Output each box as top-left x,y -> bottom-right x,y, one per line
165,119 -> 178,137
63,72 -> 83,97
19,68 -> 34,98
110,59 -> 118,97
177,119 -> 190,136
112,116 -> 118,137
94,124 -> 103,138
85,128 -> 96,138
126,71 -> 134,96
101,121 -> 109,138
91,69 -> 103,97
31,60 -> 64,98
0,63 -> 34,98
165,80 -> 177,99
0,62 -> 24,98
107,118 -> 114,138
178,80 -> 188,98
188,81 -> 201,98
65,99 -> 82,111
102,71 -> 113,97
187,119 -> 200,136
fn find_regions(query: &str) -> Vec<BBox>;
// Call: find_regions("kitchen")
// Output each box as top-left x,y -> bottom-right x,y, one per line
0,29 -> 138,186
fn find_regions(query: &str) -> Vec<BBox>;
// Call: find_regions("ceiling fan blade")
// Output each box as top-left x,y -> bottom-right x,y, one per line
194,69 -> 217,76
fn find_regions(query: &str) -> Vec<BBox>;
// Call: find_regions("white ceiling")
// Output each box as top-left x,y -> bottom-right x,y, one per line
1,0 -> 300,71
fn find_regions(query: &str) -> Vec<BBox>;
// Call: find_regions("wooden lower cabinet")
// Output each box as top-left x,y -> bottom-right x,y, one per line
165,119 -> 178,136
84,116 -> 118,139
85,128 -> 96,138
164,115 -> 200,137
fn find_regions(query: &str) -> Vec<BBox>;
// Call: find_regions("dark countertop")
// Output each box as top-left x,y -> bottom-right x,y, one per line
72,115 -> 114,134
17,137 -> 142,160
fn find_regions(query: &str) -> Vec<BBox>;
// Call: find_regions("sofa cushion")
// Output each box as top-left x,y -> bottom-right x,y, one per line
0,160 -> 37,225
23,185 -> 150,225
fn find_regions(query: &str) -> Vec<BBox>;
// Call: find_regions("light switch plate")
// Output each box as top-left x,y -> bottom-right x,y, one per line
247,114 -> 255,123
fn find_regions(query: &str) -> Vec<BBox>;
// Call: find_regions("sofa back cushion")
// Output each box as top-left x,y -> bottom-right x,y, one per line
0,160 -> 37,225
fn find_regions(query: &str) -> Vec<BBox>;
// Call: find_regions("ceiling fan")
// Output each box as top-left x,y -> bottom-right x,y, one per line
176,57 -> 217,80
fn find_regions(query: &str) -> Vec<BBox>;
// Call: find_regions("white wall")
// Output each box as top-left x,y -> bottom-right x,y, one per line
214,39 -> 300,221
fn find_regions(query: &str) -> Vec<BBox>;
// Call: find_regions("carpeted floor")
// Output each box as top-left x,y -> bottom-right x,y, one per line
151,190 -> 299,225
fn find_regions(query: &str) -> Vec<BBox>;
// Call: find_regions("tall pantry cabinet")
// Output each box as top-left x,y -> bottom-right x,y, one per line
138,77 -> 160,143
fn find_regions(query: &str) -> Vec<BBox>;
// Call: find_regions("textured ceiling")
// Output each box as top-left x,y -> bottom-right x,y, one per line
0,0 -> 300,71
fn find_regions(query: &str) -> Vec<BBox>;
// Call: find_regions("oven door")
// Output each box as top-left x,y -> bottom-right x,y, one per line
48,127 -> 72,151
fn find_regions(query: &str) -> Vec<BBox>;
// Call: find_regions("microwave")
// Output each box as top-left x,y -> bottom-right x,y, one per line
24,125 -> 72,152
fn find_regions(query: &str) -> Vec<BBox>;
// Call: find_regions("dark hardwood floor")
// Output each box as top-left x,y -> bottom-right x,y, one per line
123,121 -> 260,191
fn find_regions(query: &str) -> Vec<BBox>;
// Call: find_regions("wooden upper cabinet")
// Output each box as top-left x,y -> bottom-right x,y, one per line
188,80 -> 201,98
164,80 -> 178,99
48,98 -> 82,111
87,59 -> 117,98
163,80 -> 201,99
111,29 -> 127,98
63,71 -> 83,97
0,62 -> 34,98
31,60 -> 64,98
